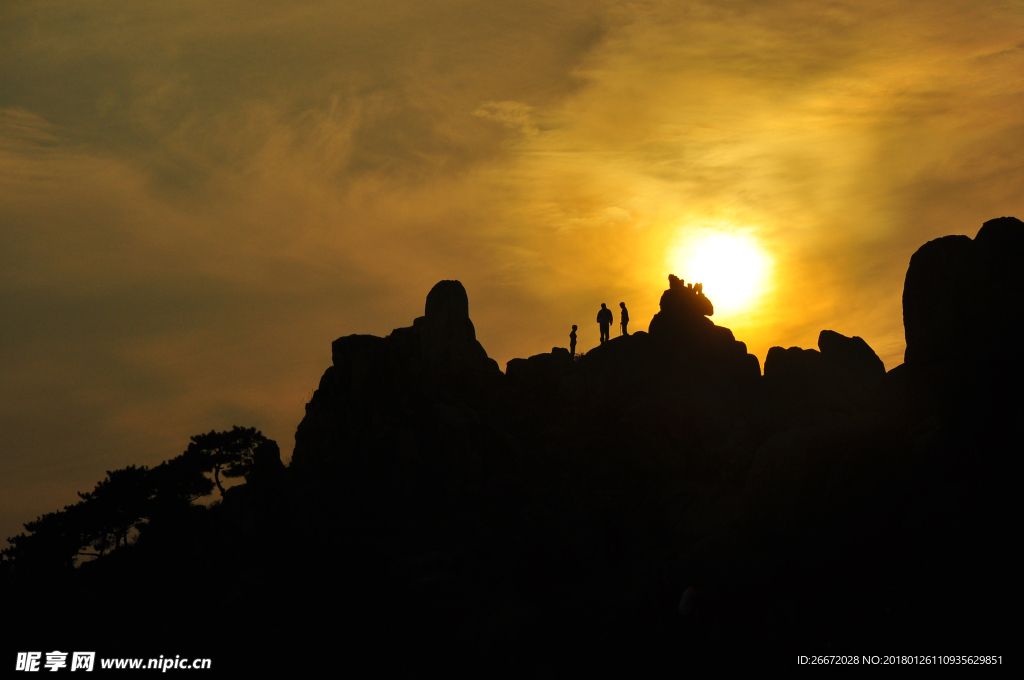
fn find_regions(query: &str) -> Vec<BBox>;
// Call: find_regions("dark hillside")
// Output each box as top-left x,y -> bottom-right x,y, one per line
4,218 -> 1020,672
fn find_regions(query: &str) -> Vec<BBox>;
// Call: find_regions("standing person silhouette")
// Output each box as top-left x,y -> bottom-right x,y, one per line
597,303 -> 613,344
569,325 -> 578,356
619,302 -> 629,336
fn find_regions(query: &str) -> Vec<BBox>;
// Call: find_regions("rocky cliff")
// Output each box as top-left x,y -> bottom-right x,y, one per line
6,218 -> 1019,670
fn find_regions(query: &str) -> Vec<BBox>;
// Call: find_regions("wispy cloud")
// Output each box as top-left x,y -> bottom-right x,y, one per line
1,0 -> 1022,540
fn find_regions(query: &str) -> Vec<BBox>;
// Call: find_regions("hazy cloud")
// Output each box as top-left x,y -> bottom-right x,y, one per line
2,0 -> 1022,540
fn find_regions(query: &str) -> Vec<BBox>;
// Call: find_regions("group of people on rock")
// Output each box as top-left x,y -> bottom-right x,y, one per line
568,279 -> 705,356
568,301 -> 630,356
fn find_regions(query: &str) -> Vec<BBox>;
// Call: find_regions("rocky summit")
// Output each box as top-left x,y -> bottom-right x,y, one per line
3,219 -> 1019,672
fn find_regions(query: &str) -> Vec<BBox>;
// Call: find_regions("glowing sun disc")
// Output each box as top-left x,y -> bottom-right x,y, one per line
671,230 -> 771,317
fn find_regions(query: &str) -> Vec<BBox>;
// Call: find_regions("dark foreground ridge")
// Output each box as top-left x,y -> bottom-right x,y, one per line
3,218 -> 1021,671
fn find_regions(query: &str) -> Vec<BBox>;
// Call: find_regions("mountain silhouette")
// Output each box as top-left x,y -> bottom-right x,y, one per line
3,218 -> 1020,671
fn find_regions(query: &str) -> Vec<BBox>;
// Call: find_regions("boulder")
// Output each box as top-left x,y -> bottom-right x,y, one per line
764,346 -> 822,381
817,330 -> 885,386
647,274 -> 760,380
410,280 -> 503,392
764,331 -> 886,420
648,274 -> 715,340
902,216 -> 1024,419
903,235 -> 976,369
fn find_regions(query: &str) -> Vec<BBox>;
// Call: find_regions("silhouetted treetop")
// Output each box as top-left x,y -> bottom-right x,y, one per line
186,426 -> 271,496
75,465 -> 152,552
3,426 -> 276,574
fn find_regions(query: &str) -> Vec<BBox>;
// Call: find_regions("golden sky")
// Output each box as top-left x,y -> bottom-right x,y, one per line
2,0 -> 1022,540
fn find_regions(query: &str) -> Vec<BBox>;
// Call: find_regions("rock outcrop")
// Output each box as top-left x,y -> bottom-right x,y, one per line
764,345 -> 823,382
649,274 -> 714,336
18,221 -> 1019,668
903,216 -> 1024,419
817,330 -> 885,386
388,279 -> 503,395
763,330 -> 886,422
647,274 -> 760,380
291,280 -> 503,471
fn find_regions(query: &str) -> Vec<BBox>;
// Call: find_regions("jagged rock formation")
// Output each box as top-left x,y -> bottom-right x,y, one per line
649,274 -> 714,331
393,279 -> 502,393
690,217 -> 1021,652
291,280 -> 503,471
645,274 -> 760,379
5,218 -> 1020,670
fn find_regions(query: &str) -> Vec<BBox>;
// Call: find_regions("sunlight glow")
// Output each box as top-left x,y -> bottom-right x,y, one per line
669,228 -> 772,318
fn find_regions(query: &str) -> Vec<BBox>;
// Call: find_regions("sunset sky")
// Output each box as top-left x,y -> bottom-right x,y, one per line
2,0 -> 1022,542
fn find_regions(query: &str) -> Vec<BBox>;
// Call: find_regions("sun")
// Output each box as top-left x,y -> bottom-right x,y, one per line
669,228 -> 772,317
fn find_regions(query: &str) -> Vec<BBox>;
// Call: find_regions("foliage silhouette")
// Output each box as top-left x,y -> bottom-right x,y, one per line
186,426 -> 270,496
1,430 -> 244,571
